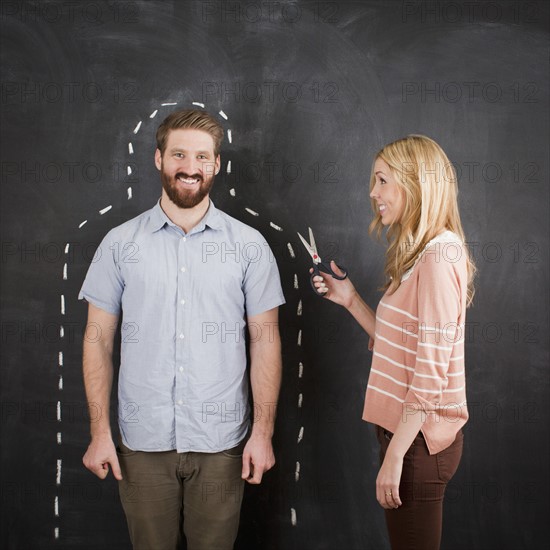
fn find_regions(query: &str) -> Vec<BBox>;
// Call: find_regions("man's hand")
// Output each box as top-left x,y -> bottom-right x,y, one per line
241,434 -> 275,485
82,434 -> 123,481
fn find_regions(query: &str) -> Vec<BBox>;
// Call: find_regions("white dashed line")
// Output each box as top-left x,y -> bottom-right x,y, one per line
63,101 -> 311,539
56,459 -> 62,485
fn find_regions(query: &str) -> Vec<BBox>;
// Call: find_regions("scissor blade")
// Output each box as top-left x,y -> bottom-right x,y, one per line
308,227 -> 322,263
297,231 -> 317,261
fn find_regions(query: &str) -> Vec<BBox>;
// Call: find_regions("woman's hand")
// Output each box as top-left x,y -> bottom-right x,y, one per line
310,261 -> 357,309
376,454 -> 403,510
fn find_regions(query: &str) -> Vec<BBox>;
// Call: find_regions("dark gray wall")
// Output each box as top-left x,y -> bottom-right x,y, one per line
1,1 -> 548,548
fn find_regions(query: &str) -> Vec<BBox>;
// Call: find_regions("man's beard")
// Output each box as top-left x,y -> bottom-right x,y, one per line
160,166 -> 215,209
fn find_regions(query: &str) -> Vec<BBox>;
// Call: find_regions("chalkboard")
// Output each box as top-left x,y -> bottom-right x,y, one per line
1,1 -> 548,549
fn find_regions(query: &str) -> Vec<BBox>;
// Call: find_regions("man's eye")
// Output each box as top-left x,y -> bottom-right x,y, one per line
198,155 -> 207,159
380,179 -> 386,184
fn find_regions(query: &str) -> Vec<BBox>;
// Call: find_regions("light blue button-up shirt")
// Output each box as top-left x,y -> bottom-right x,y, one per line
78,199 -> 285,453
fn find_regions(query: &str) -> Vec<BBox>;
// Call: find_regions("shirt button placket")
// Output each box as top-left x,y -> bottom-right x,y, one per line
175,233 -> 188,448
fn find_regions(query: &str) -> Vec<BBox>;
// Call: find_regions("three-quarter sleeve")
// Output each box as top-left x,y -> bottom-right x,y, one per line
403,244 -> 462,413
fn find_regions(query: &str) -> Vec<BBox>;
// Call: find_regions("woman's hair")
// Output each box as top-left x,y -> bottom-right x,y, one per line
368,134 -> 477,307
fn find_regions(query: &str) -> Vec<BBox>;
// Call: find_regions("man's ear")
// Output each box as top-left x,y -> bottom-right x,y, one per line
154,149 -> 162,171
215,154 -> 221,175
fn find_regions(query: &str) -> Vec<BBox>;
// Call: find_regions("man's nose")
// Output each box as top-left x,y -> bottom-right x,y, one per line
179,156 -> 200,175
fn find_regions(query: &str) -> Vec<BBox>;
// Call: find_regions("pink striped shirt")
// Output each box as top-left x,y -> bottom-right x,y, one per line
362,230 -> 469,455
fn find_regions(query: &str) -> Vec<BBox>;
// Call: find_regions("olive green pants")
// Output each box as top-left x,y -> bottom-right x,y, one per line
116,438 -> 246,550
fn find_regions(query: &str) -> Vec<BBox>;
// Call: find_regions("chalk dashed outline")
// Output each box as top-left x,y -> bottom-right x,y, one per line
58,103 -> 306,539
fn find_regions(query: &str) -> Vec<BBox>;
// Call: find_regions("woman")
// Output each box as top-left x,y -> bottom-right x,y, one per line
312,135 -> 476,550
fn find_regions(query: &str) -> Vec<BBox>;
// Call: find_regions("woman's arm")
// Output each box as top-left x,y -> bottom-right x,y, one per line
311,260 -> 377,340
375,411 -> 424,509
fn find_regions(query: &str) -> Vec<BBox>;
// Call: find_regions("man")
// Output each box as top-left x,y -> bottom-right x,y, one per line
79,109 -> 285,550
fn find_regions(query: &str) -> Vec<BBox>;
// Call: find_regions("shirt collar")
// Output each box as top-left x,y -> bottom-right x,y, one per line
149,197 -> 224,234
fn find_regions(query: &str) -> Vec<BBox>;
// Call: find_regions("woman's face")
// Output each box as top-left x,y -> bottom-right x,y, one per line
370,158 -> 405,226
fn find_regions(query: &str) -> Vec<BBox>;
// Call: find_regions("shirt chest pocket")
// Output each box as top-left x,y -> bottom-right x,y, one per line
189,260 -> 245,317
121,248 -> 178,301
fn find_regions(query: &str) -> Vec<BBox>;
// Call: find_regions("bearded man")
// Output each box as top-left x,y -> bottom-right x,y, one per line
79,109 -> 285,550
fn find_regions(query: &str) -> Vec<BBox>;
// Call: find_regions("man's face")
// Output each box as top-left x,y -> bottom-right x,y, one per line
155,128 -> 220,209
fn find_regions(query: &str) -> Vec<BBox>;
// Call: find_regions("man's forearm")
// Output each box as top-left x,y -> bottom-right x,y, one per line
249,337 -> 282,439
83,341 -> 115,439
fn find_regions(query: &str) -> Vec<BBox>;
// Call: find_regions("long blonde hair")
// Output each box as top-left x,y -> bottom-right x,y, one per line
368,135 -> 477,307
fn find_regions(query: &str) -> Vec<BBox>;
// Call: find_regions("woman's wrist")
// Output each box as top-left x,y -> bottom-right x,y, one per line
346,287 -> 360,311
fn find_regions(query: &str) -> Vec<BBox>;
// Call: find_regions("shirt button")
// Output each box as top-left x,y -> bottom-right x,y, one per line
180,267 -> 186,272
179,333 -> 185,339
182,237 -> 187,242
180,299 -> 185,305
179,366 -> 183,372
178,399 -> 183,406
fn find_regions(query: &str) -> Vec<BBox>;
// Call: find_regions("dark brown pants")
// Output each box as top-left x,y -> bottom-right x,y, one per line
376,426 -> 464,550
116,438 -> 246,550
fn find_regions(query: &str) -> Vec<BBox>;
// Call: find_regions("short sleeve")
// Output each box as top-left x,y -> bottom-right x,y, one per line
242,234 -> 285,317
78,230 -> 124,316
403,243 -> 462,411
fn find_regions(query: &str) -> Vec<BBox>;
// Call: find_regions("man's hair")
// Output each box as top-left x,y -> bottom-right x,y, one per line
156,109 -> 224,156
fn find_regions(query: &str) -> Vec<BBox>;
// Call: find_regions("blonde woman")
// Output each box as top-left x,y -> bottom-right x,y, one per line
312,135 -> 476,549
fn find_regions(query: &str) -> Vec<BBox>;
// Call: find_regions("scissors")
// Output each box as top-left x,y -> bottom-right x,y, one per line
297,227 -> 348,296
